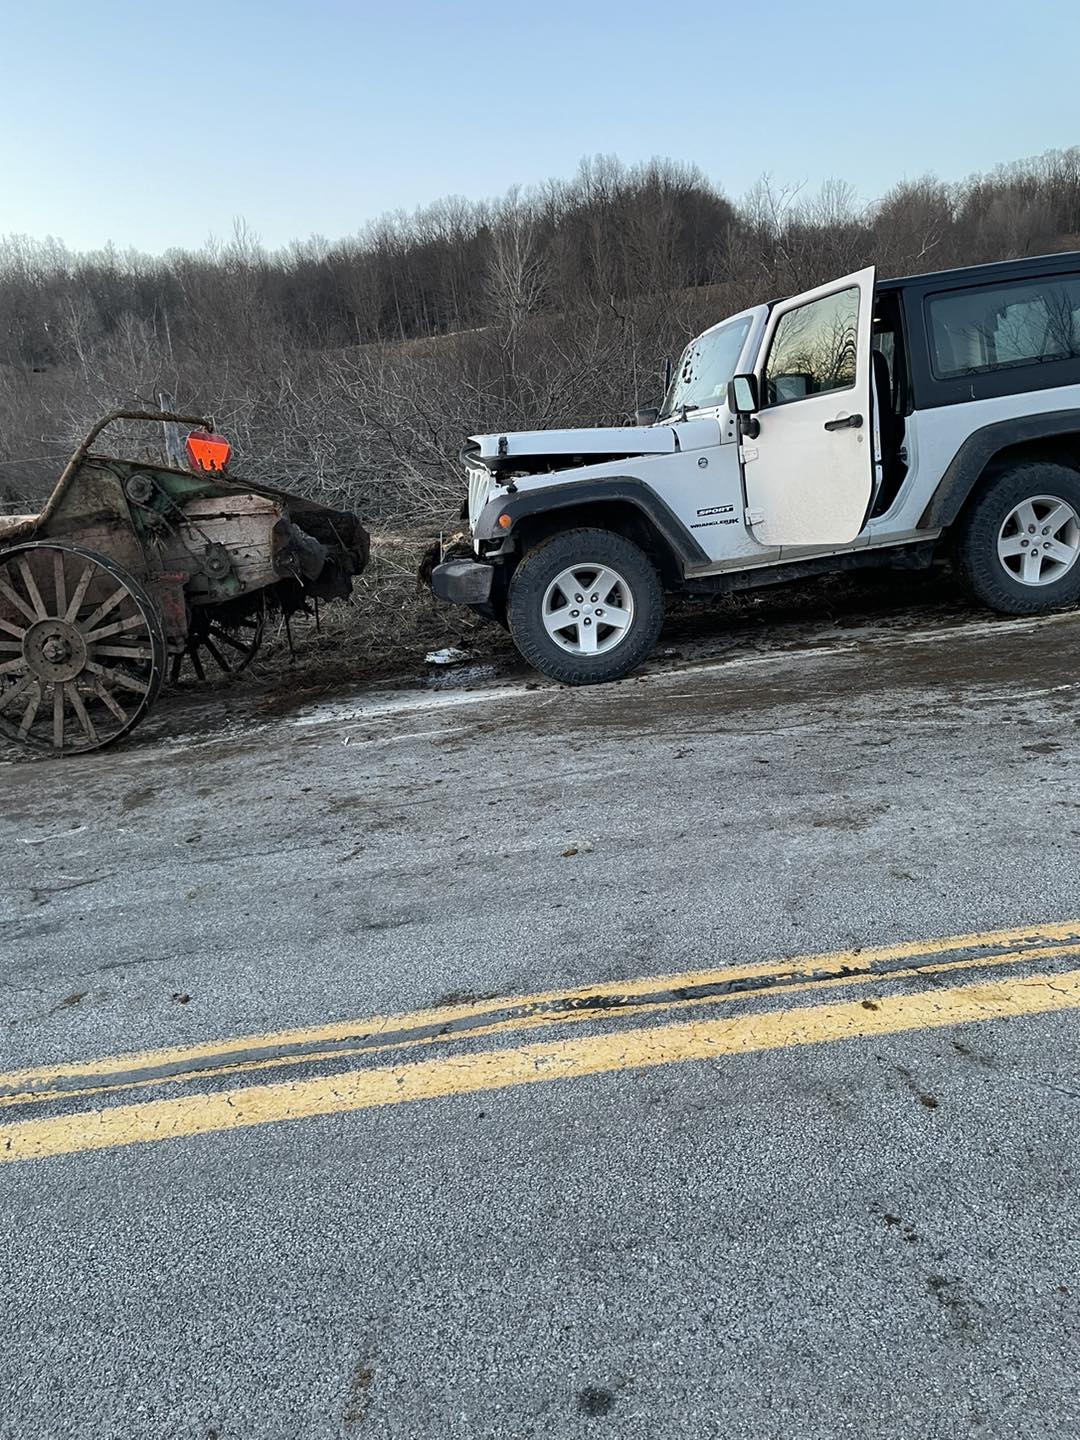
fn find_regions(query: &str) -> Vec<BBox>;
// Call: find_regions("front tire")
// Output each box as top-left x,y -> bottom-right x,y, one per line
507,528 -> 664,684
956,462 -> 1080,615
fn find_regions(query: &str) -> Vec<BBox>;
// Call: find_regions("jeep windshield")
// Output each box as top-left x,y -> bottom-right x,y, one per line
659,314 -> 754,419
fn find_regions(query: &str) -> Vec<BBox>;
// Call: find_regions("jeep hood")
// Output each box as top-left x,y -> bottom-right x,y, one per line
468,419 -> 721,466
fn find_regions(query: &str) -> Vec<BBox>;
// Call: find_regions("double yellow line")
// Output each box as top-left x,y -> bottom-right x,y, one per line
3,920 -> 1080,1165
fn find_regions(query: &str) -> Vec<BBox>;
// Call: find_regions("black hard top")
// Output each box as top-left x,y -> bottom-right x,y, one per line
882,250 -> 1080,292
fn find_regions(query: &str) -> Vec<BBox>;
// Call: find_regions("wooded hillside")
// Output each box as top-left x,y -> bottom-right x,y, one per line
3,148 -> 1079,525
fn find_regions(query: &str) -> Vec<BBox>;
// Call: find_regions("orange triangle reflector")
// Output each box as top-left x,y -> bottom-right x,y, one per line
185,431 -> 232,473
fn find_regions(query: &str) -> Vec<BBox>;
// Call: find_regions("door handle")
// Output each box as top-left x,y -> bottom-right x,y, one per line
824,413 -> 863,432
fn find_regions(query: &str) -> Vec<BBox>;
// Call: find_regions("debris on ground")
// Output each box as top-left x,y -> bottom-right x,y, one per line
423,661 -> 500,691
425,647 -> 469,666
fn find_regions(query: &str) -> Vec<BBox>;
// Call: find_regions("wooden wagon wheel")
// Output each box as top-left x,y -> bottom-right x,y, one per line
0,542 -> 166,756
170,600 -> 265,684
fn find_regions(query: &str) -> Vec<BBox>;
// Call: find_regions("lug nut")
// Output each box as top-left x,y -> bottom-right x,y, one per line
596,608 -> 604,617
590,593 -> 598,603
574,593 -> 583,603
1029,525 -> 1036,534
583,617 -> 592,626
1043,527 -> 1050,535
569,609 -> 579,618
1021,539 -> 1029,547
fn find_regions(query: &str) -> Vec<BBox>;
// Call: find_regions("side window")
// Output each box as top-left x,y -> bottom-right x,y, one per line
763,287 -> 859,406
928,277 -> 1080,378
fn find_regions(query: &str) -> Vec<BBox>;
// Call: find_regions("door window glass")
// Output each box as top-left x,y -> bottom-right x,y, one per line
763,287 -> 859,406
928,277 -> 1080,378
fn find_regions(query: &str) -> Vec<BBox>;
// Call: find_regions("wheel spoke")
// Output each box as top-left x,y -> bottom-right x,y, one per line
1042,503 -> 1074,537
590,569 -> 620,603
52,550 -> 67,617
598,605 -> 631,631
0,673 -> 36,713
84,661 -> 150,695
578,622 -> 599,654
92,680 -> 128,724
52,682 -> 65,750
202,637 -> 232,672
16,558 -> 48,618
91,644 -> 154,661
78,585 -> 129,634
1015,501 -> 1038,533
83,613 -> 148,643
0,576 -> 38,624
209,628 -> 255,655
0,639 -> 23,652
1022,549 -> 1043,583
64,563 -> 95,623
65,682 -> 98,744
1042,537 -> 1078,566
0,657 -> 28,675
18,681 -> 42,737
543,605 -> 576,637
0,615 -> 27,640
998,534 -> 1027,558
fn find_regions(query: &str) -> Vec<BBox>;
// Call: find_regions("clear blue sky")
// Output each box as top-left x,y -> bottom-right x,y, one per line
1,0 -> 1075,255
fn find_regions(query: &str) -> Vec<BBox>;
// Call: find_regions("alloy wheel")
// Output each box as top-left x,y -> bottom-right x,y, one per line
997,494 -> 1080,586
541,563 -> 635,655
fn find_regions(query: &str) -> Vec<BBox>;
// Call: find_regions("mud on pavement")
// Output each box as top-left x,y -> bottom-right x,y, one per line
0,563 -> 1041,762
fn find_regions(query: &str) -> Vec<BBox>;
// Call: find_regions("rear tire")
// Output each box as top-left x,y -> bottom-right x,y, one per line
507,528 -> 664,684
956,462 -> 1080,614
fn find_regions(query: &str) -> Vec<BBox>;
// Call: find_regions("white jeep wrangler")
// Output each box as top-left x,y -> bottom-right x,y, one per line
431,253 -> 1080,683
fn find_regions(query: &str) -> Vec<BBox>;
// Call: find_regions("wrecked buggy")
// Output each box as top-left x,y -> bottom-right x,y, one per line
0,410 -> 369,755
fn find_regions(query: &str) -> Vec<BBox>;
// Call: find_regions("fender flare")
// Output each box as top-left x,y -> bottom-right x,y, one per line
473,476 -> 710,568
918,409 -> 1080,530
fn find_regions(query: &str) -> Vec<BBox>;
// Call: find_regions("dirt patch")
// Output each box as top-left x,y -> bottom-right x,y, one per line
173,546 -> 977,722
121,785 -> 159,812
577,1385 -> 617,1417
342,1353 -> 377,1432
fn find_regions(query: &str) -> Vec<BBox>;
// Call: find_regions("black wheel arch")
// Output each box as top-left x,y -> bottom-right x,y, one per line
474,478 -> 707,588
919,410 -> 1080,531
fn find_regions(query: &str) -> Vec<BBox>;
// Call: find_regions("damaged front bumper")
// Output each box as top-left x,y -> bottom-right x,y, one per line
431,558 -> 494,606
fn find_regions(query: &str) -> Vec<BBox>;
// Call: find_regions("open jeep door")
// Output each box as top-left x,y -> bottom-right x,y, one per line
742,266 -> 875,548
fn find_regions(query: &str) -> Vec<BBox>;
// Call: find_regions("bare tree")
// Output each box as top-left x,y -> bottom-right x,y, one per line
2,144 -> 1078,535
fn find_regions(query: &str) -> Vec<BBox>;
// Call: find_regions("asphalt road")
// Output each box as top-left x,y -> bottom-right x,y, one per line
2,604 -> 1080,1439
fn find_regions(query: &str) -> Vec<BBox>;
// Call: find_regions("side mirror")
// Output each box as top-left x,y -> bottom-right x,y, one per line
727,373 -> 759,415
634,405 -> 659,427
